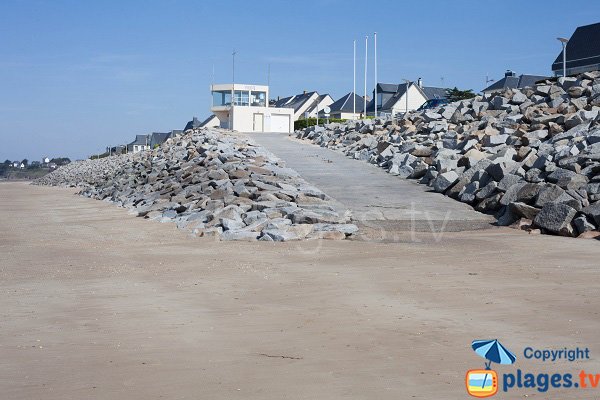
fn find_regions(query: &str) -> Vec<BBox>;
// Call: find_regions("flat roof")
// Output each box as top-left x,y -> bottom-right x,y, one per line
211,83 -> 269,91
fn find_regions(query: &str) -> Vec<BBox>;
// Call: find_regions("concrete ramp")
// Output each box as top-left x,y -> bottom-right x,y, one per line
249,133 -> 494,234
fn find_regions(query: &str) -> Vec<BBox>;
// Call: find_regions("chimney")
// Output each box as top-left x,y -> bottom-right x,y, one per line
505,70 -> 516,78
417,77 -> 423,88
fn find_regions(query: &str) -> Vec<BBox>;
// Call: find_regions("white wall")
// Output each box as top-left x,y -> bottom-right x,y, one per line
308,95 -> 334,118
203,116 -> 220,128
230,106 -> 294,133
390,85 -> 428,114
293,92 -> 319,120
331,112 -> 360,120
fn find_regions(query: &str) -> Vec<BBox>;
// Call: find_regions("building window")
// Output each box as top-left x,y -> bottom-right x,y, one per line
212,91 -> 232,107
233,90 -> 249,106
250,91 -> 266,107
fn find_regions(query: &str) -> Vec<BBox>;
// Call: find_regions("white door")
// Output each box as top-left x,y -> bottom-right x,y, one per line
253,113 -> 264,132
270,114 -> 290,133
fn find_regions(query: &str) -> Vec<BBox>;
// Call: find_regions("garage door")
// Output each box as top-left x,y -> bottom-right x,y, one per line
270,114 -> 290,133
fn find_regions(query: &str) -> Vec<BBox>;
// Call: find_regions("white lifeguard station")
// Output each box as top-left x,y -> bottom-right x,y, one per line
210,83 -> 294,133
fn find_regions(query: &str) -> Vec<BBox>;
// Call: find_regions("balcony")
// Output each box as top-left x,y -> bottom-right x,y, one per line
212,89 -> 267,108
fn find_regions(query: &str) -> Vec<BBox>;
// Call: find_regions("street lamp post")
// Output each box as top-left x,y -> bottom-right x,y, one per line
557,37 -> 568,77
374,32 -> 377,118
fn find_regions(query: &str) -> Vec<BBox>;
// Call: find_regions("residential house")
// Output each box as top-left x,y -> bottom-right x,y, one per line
310,94 -> 334,118
366,80 -> 432,116
127,134 -> 150,153
43,157 -> 50,164
211,83 -> 294,132
12,162 -> 19,168
149,132 -> 171,148
552,22 -> 600,76
482,70 -> 547,94
328,92 -> 368,119
184,115 -> 220,131
272,91 -> 334,121
109,145 -> 127,155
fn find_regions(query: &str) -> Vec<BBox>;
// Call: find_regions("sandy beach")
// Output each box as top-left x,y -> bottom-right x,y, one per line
1,181 -> 600,399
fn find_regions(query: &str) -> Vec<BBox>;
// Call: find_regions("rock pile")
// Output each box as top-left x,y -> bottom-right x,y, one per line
35,128 -> 357,241
35,155 -> 133,187
295,71 -> 600,238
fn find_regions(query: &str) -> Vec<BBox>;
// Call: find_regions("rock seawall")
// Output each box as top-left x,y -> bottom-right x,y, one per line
35,129 -> 357,241
295,72 -> 600,238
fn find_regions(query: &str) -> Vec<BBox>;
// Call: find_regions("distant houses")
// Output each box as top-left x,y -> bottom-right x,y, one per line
125,130 -> 181,153
127,134 -> 150,153
552,21 -> 600,76
482,70 -> 547,94
272,91 -> 334,121
366,79 -> 448,116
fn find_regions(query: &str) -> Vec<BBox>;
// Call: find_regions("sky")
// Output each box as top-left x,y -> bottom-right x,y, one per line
1,0 -> 599,162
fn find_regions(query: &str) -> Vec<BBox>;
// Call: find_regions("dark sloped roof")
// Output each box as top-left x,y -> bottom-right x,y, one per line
149,132 -> 171,147
482,74 -> 547,92
422,86 -> 448,100
329,92 -> 366,113
367,83 -> 410,112
305,94 -> 333,114
198,115 -> 218,127
184,117 -> 203,131
377,83 -> 401,93
129,134 -> 149,146
272,91 -> 317,112
552,22 -> 600,71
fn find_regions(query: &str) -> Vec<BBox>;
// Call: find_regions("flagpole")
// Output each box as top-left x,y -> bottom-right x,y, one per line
364,35 -> 368,117
353,39 -> 356,119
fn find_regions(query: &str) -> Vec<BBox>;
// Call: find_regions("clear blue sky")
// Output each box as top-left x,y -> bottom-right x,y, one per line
1,0 -> 599,161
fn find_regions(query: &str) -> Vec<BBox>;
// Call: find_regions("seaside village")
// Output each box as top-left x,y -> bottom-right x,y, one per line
36,21 -> 600,241
103,22 -> 599,158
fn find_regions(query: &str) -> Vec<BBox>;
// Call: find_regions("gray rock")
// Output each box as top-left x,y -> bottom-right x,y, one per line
535,184 -> 566,208
582,202 -> 600,225
509,202 -> 541,220
221,230 -> 259,241
497,174 -> 523,192
432,171 -> 459,193
516,183 -> 542,204
533,203 -> 577,236
511,91 -> 528,105
262,229 -> 299,242
573,215 -> 596,235
487,161 -> 518,182
483,134 -> 509,147
500,182 -> 528,206
476,181 -> 498,200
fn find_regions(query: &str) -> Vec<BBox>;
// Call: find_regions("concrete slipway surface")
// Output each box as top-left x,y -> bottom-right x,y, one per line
2,181 -> 600,399
249,132 -> 494,237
